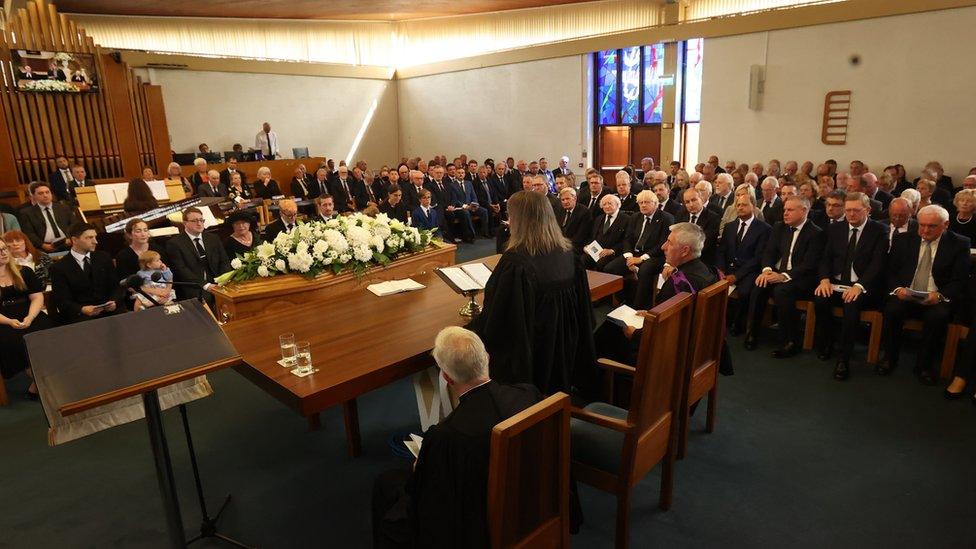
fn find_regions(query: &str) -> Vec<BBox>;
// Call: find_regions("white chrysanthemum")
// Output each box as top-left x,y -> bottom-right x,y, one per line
353,246 -> 373,262
374,213 -> 390,225
323,229 -> 349,253
312,240 -> 328,256
296,240 -> 309,255
288,251 -> 314,273
338,253 -> 351,264
274,259 -> 287,272
346,225 -> 371,248
274,233 -> 293,254
325,218 -> 341,230
389,219 -> 406,231
230,258 -> 243,270
257,265 -> 270,277
373,224 -> 392,239
255,242 -> 276,260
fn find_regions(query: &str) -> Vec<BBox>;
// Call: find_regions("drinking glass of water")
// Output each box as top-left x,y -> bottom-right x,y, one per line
279,333 -> 296,367
295,341 -> 313,375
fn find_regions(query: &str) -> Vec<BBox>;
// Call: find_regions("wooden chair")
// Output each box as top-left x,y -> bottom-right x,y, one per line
570,293 -> 695,548
487,392 -> 571,549
678,279 -> 729,459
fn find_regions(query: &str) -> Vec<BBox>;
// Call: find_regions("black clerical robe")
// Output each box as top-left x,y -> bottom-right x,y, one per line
468,248 -> 596,394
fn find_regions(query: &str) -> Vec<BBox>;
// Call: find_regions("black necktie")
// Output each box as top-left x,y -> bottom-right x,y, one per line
690,214 -> 697,225
589,196 -> 597,209
843,227 -> 858,283
604,215 -> 612,233
638,215 -> 651,246
342,180 -> 349,196
779,227 -> 797,271
82,255 -> 92,279
736,220 -> 746,244
194,237 -> 207,259
286,224 -> 293,233
45,207 -> 62,238
562,209 -> 571,227
265,131 -> 272,155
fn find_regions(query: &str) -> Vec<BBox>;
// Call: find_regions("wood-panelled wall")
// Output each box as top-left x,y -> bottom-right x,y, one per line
0,0 -> 170,197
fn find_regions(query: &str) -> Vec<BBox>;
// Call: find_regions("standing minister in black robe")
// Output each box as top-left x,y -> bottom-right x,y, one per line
468,190 -> 595,395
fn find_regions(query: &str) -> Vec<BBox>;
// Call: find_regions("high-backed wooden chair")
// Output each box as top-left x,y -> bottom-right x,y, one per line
569,293 -> 695,548
487,392 -> 571,549
678,279 -> 729,459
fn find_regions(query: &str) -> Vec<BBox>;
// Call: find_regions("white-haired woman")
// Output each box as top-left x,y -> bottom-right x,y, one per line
949,188 -> 976,243
468,190 -> 595,396
253,166 -> 282,200
164,161 -> 192,195
190,157 -> 208,194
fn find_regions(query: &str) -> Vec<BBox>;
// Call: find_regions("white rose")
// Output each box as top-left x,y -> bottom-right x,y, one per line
257,265 -> 270,277
230,258 -> 243,270
274,259 -> 287,272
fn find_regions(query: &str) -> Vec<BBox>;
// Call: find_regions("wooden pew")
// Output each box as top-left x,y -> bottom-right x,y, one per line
941,323 -> 968,379
487,392 -> 571,549
570,293 -> 695,548
678,279 -> 729,460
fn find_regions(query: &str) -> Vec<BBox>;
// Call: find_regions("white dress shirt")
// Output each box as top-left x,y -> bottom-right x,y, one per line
254,130 -> 279,157
70,249 -> 90,270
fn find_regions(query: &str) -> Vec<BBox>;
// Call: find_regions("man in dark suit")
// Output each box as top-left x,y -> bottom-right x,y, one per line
612,171 -> 638,213
758,177 -> 783,225
585,194 -> 630,271
860,173 -> 893,213
48,156 -> 74,203
219,157 -> 247,189
603,190 -> 674,308
877,204 -> 971,384
379,186 -> 409,223
745,196 -> 825,356
166,207 -> 232,303
556,187 -> 592,250
197,170 -> 227,198
552,156 -> 573,179
307,168 -> 331,200
18,181 -> 78,253
708,173 -> 735,214
675,188 -> 720,267
488,163 -> 510,204
470,166 -> 502,233
578,173 -> 610,215
49,222 -> 123,324
289,166 -> 312,199
428,165 -> 474,243
330,166 -> 357,213
717,194 -> 772,335
454,169 -> 490,237
67,164 -> 91,201
400,170 -> 427,212
652,179 -> 684,219
313,195 -> 338,223
372,327 -> 540,548
880,197 -> 918,251
811,192 -> 889,380
815,190 -> 847,230
264,199 -> 299,242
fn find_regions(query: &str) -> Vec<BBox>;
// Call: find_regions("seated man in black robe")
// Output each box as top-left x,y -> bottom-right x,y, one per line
372,327 -> 541,549
592,222 -> 719,369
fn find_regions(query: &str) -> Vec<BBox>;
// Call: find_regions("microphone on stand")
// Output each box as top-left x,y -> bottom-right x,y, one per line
121,274 -> 161,307
150,272 -> 207,303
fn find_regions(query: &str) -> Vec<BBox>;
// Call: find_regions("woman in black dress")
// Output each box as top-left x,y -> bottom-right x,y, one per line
224,211 -> 262,257
949,189 -> 976,243
226,172 -> 254,203
115,218 -> 168,281
0,240 -> 53,399
3,230 -> 53,287
253,166 -> 282,200
123,178 -> 159,215
468,190 -> 595,395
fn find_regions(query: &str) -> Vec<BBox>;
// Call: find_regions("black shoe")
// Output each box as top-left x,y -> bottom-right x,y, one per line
743,333 -> 757,351
816,347 -> 833,361
875,359 -> 895,376
24,391 -> 39,401
918,370 -> 937,386
772,342 -> 799,359
945,388 -> 966,400
833,361 -> 850,381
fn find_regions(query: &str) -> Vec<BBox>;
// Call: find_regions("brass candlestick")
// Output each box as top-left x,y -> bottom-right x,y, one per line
459,290 -> 482,317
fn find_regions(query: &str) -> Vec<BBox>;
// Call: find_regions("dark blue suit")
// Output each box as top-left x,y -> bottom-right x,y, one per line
412,205 -> 442,233
48,169 -> 73,202
717,217 -> 771,329
460,179 -> 490,237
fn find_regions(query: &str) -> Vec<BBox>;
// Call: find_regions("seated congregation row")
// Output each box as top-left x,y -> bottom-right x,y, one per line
555,158 -> 976,404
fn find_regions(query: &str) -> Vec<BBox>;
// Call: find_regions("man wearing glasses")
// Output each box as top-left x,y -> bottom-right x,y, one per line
166,207 -> 232,303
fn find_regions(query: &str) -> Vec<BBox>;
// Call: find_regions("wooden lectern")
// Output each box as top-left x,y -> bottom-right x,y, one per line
25,300 -> 242,548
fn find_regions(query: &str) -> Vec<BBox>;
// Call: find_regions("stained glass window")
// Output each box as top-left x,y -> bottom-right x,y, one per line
620,46 -> 641,124
597,49 -> 618,125
642,43 -> 665,123
683,38 -> 704,123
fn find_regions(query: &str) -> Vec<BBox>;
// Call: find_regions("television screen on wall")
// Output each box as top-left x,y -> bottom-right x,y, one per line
11,49 -> 99,93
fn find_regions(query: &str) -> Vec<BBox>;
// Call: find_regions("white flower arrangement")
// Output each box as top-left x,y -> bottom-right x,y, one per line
53,52 -> 74,63
216,212 -> 434,284
20,79 -> 79,93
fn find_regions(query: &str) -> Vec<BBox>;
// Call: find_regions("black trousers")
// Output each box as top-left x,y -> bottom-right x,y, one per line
372,468 -> 413,549
813,290 -> 877,361
729,273 -> 758,328
747,279 -> 812,346
603,255 -> 665,309
445,208 -> 475,241
881,296 -> 952,374
951,313 -> 976,385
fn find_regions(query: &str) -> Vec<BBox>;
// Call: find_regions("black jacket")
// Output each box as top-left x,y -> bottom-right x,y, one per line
760,220 -> 825,286
887,230 -> 971,302
590,211 -> 630,252
219,168 -> 247,188
49,250 -> 123,323
717,217 -> 772,281
165,232 -> 232,299
818,219 -> 888,292
18,203 -> 78,249
676,207 -> 721,266
578,187 -> 611,215
620,210 -> 673,258
556,206 -> 593,249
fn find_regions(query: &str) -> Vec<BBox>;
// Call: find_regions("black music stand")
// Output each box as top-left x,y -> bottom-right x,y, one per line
25,300 -> 244,548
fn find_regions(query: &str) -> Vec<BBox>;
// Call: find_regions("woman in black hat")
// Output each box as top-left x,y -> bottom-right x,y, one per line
224,210 -> 262,258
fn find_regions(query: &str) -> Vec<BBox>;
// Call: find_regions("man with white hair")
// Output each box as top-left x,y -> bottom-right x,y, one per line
197,169 -> 227,198
585,194 -> 629,270
880,197 -> 917,251
744,196 -> 825,356
371,327 -> 540,548
592,222 -> 719,363
695,180 -> 722,216
638,156 -> 655,181
709,173 -> 735,213
604,190 -> 674,307
878,204 -> 971,384
553,155 -> 573,178
614,170 -> 638,213
556,187 -> 592,249
759,177 -> 783,225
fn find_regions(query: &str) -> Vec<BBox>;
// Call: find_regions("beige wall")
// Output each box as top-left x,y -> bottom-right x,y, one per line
143,69 -> 398,168
698,6 -> 976,181
397,55 -> 589,170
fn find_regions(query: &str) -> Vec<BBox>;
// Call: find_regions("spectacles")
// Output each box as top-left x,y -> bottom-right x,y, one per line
185,218 -> 205,223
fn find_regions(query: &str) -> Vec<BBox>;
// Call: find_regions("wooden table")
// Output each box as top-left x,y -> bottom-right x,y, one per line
222,255 -> 622,457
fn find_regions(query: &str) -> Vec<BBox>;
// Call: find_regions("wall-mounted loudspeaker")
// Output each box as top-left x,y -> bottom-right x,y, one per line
749,64 -> 765,111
